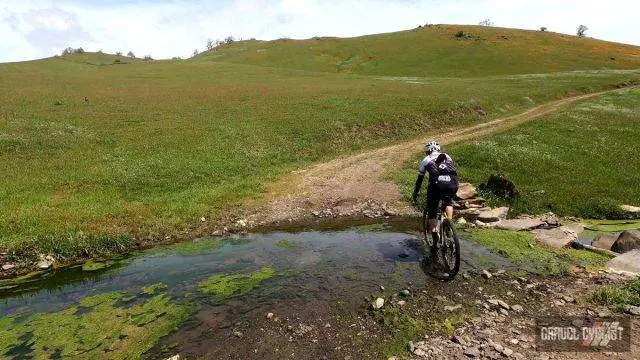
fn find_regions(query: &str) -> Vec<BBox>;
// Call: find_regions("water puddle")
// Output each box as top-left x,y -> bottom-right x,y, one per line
0,221 -> 511,359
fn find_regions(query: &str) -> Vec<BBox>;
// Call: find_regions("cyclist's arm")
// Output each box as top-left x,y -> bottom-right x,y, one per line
413,159 -> 429,203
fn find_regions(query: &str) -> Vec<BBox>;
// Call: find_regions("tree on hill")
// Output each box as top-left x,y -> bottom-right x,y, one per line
206,38 -> 215,50
224,36 -> 235,44
540,27 -> 547,32
192,49 -> 199,57
143,55 -> 153,61
74,47 -> 85,54
127,51 -> 135,58
479,19 -> 494,27
116,51 -> 123,56
62,47 -> 74,55
577,25 -> 588,37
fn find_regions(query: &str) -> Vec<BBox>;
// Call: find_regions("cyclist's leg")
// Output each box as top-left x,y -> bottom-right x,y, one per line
426,184 -> 441,234
441,182 -> 458,219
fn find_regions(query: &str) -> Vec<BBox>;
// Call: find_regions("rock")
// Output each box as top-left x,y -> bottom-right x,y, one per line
481,270 -> 492,279
164,355 -> 180,360
235,219 -> 248,227
407,341 -> 415,352
511,305 -> 523,313
477,207 -> 509,223
379,285 -> 385,291
400,289 -> 410,297
607,250 -> 640,274
532,223 -> 584,249
495,218 -> 544,231
200,216 -> 206,222
457,183 -> 478,200
611,230 -> 640,254
232,330 -> 243,338
480,174 -> 519,199
444,304 -> 462,312
37,259 -> 52,270
397,300 -> 406,306
266,312 -> 275,320
561,295 -> 575,303
457,217 -> 467,225
2,264 -> 15,271
501,347 -> 514,357
620,204 -> 640,213
463,347 -> 480,357
624,305 -> 640,316
372,297 -> 385,309
591,234 -> 617,251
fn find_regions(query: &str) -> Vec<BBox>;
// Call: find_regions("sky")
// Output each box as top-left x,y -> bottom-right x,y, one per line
1,0 -> 639,63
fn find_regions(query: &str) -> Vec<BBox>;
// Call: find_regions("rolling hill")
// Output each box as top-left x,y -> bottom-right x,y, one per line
198,25 -> 640,77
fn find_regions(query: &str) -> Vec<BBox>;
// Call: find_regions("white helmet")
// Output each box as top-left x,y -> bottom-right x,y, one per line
424,141 -> 441,154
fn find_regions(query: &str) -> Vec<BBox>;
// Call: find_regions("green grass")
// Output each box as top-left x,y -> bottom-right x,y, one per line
200,25 -> 640,77
398,88 -> 640,219
589,279 -> 640,311
2,30 -> 640,262
466,229 -> 610,275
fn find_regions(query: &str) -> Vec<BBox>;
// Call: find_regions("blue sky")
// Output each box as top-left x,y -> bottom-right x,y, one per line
2,0 -> 639,63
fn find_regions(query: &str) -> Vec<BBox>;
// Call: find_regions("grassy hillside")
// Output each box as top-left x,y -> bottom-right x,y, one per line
398,87 -> 640,218
1,36 -> 640,261
198,25 -> 640,77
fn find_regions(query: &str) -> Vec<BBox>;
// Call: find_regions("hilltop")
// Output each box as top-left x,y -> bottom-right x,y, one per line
197,25 -> 640,77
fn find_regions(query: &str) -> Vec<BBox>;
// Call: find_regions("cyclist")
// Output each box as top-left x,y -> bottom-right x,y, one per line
412,141 -> 459,238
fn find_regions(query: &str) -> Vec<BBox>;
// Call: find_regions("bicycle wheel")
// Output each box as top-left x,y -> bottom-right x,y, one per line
421,207 -> 434,248
440,218 -> 460,277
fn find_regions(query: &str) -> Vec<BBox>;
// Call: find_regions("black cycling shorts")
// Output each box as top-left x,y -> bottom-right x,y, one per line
426,179 -> 458,219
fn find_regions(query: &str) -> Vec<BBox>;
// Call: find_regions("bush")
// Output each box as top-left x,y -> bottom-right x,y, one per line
143,55 -> 153,61
540,27 -> 547,32
74,47 -> 85,54
127,51 -> 135,59
116,51 -> 122,56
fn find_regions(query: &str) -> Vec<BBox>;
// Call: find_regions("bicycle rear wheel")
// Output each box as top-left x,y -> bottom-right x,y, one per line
440,218 -> 460,277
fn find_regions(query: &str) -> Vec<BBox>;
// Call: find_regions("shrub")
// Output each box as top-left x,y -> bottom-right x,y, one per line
143,55 -> 153,61
577,25 -> 588,37
540,27 -> 547,32
479,19 -> 494,27
116,51 -> 122,56
127,51 -> 135,58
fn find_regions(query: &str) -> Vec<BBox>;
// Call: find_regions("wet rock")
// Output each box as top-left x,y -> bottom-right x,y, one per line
463,346 -> 480,357
477,207 -> 509,223
372,297 -> 385,310
495,218 -> 544,231
481,270 -> 492,279
457,183 -> 478,200
620,204 -> 640,213
592,234 -> 617,251
611,230 -> 640,254
444,304 -> 462,312
532,223 -> 584,249
2,264 -> 16,271
607,250 -> 640,274
36,254 -> 54,270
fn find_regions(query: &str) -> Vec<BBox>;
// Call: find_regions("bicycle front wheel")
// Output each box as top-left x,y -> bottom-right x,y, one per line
422,207 -> 434,249
440,218 -> 460,277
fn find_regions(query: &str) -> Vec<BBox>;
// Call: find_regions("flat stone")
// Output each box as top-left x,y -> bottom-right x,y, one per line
591,234 -> 617,251
511,305 -> 523,312
444,304 -> 462,312
477,207 -> 509,223
620,204 -> 640,213
2,264 -> 16,271
495,218 -> 544,231
607,250 -> 640,274
463,347 -> 480,357
624,305 -> 640,316
36,261 -> 52,270
532,223 -> 584,248
457,183 -> 478,200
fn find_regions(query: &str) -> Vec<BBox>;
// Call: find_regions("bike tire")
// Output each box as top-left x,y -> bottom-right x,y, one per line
440,218 -> 461,277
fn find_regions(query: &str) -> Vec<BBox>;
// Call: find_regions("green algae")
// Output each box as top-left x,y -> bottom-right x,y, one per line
140,283 -> 168,295
582,220 -> 640,232
275,239 -> 295,249
0,291 -> 190,359
198,267 -> 276,300
157,238 -> 223,256
82,259 -> 107,272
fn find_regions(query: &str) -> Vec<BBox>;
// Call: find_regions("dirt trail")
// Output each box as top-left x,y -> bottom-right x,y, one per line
242,88 -> 625,227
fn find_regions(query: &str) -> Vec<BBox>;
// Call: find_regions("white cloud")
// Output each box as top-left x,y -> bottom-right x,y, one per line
1,0 -> 639,63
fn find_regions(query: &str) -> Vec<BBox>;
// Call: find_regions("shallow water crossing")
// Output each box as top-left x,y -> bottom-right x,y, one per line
0,221 -> 511,359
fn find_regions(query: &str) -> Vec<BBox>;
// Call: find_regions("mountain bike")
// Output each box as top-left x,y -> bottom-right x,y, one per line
421,202 -> 460,278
